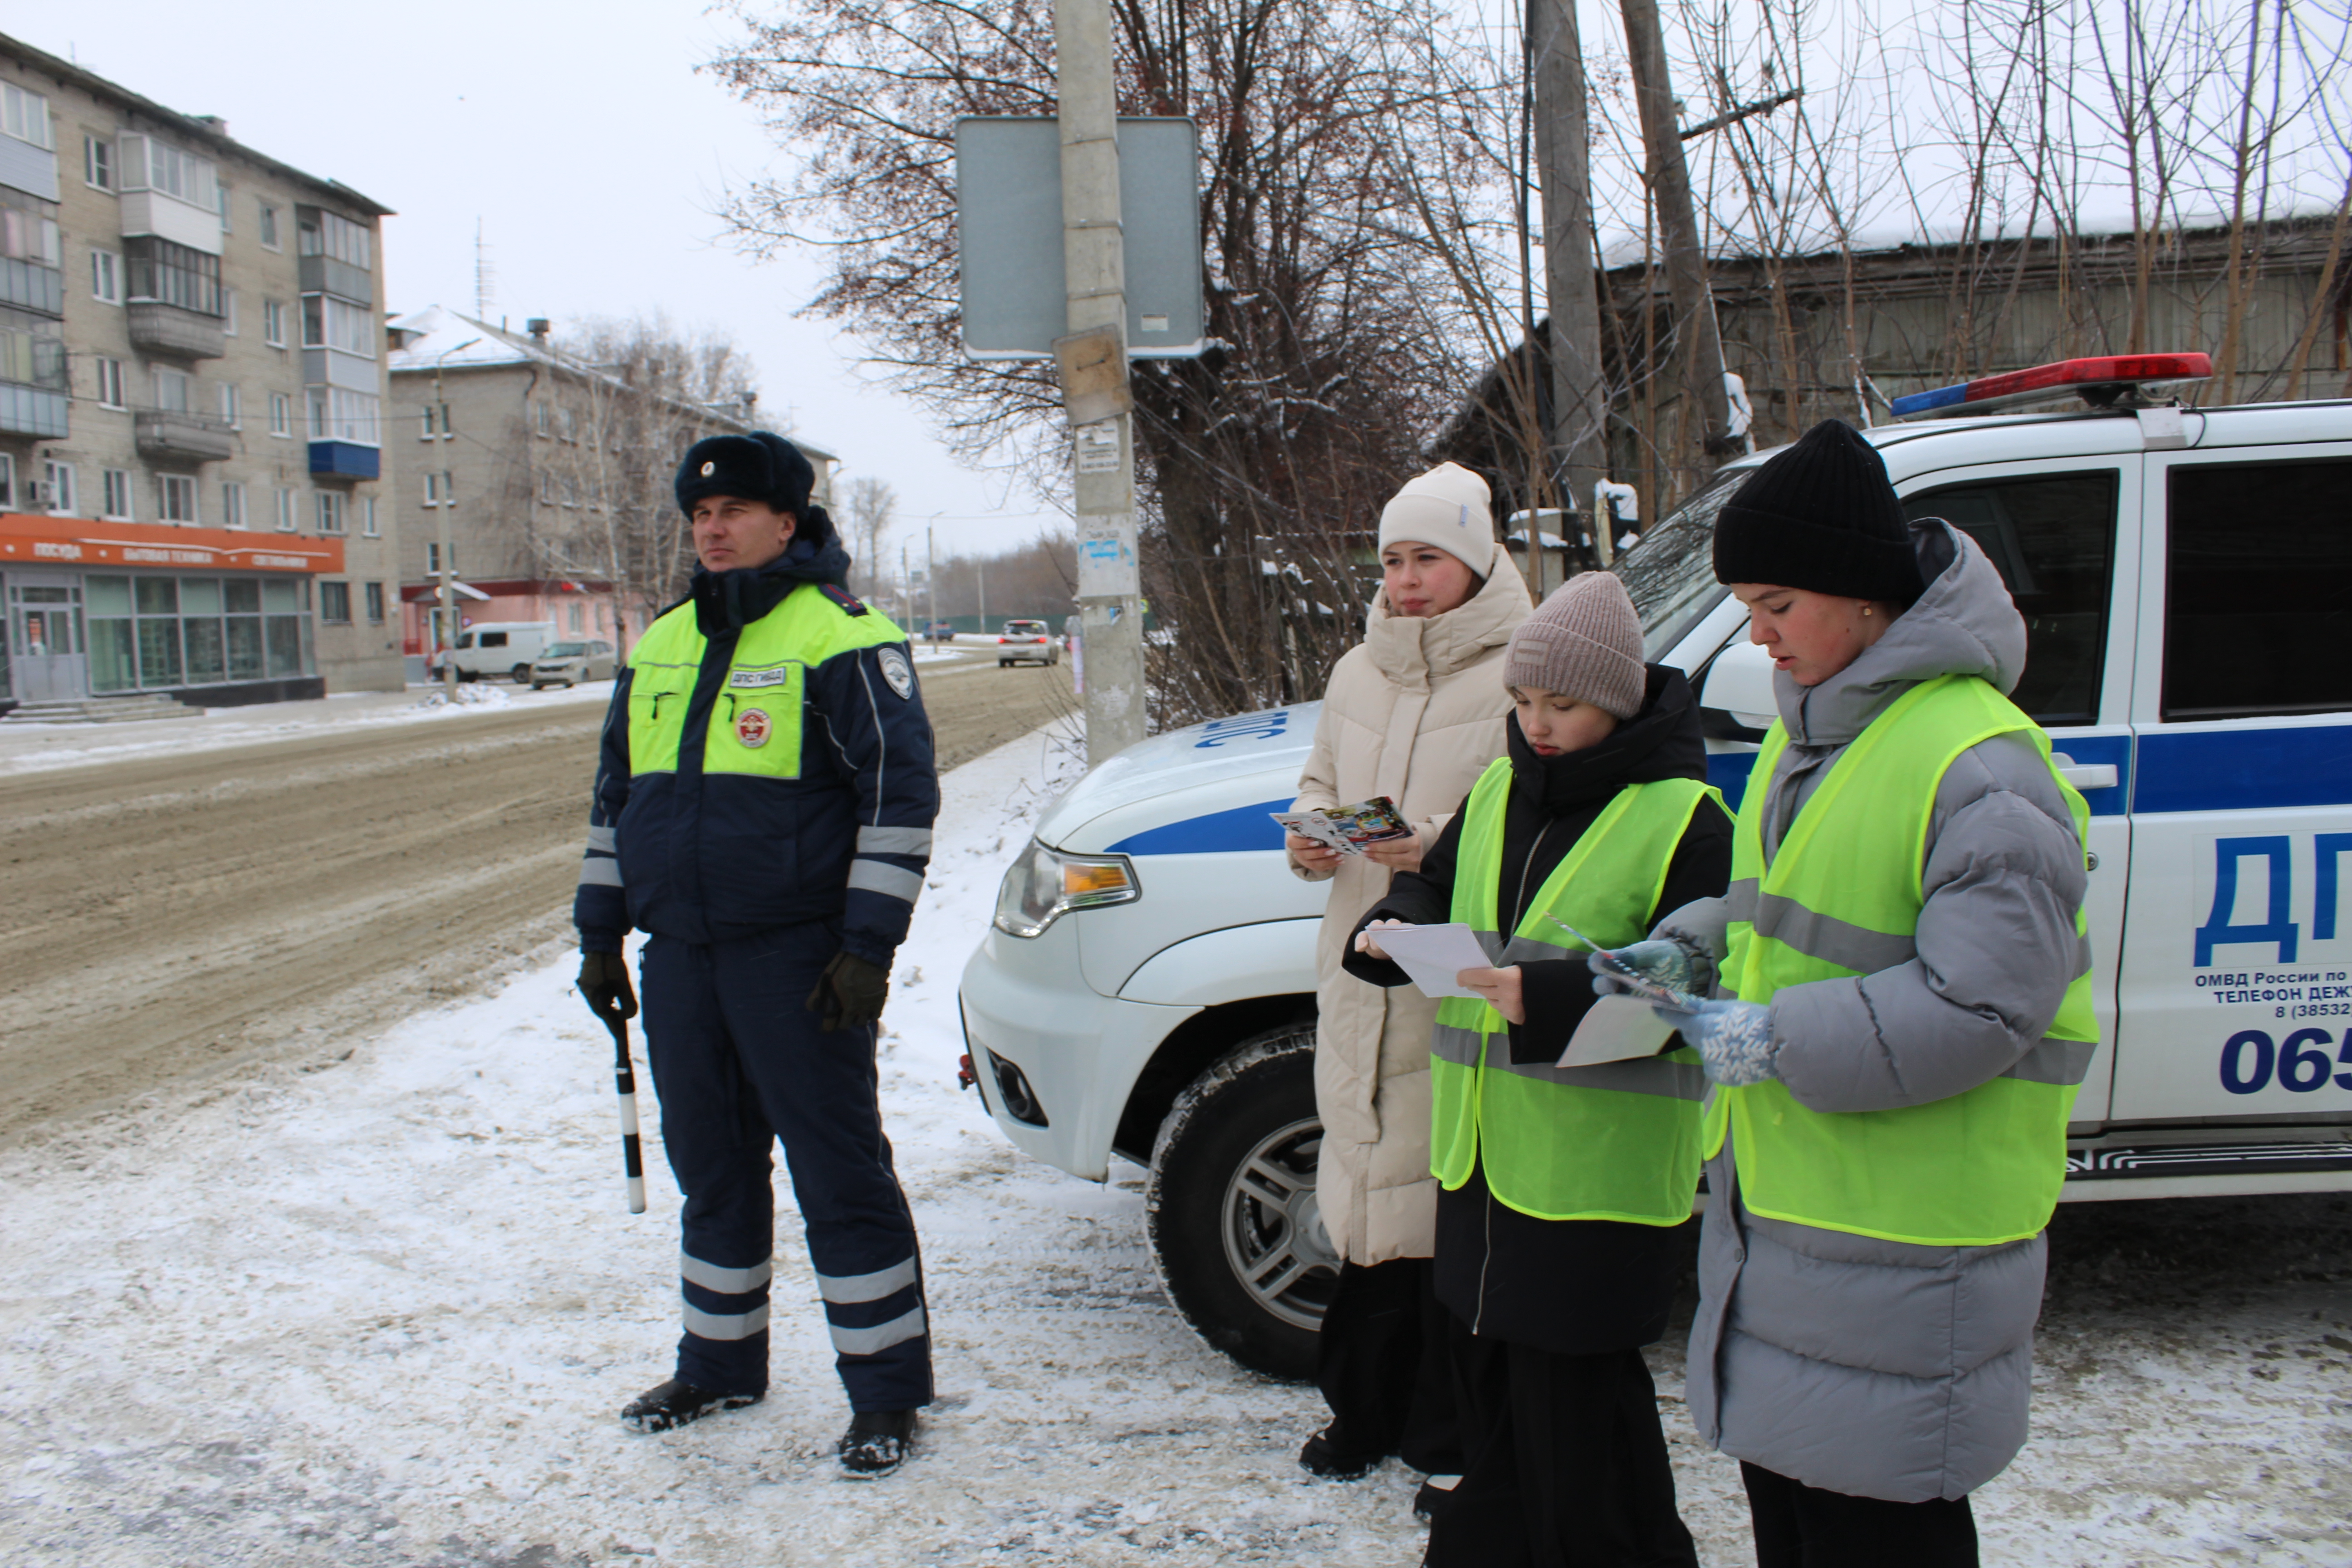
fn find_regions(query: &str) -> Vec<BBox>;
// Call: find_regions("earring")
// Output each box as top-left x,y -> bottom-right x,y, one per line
1861,606 -> 1873,617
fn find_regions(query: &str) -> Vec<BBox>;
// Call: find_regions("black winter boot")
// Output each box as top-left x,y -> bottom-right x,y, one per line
620,1378 -> 761,1433
838,1408 -> 917,1477
1298,1424 -> 1382,1480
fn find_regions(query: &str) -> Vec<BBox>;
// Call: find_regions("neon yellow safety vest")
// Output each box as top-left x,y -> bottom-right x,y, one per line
1429,760 -> 1726,1224
626,583 -> 907,783
1709,673 -> 2098,1247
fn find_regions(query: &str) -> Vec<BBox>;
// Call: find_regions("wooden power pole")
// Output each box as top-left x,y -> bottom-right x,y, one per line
1618,0 -> 1743,462
1529,0 -> 1613,566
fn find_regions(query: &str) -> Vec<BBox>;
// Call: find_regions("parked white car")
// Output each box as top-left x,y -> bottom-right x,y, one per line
960,362 -> 2352,1379
529,639 -> 618,689
435,622 -> 560,684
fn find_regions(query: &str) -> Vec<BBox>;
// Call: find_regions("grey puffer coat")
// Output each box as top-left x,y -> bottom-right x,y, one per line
1657,517 -> 2091,1504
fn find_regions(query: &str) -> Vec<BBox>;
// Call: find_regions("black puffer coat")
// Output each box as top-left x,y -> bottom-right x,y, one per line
1343,665 -> 1732,1352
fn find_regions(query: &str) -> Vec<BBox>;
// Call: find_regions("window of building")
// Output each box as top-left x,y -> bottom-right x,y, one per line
263,298 -> 286,347
0,186 -> 61,266
424,470 -> 451,508
307,386 -> 380,446
221,480 -> 246,529
534,400 -> 551,437
568,602 -> 583,633
84,133 -> 113,190
0,451 -> 13,506
88,573 -> 309,691
1,83 -> 51,151
295,208 -> 372,270
274,487 -> 297,531
153,366 -> 192,414
125,237 -> 223,317
216,183 -> 232,233
218,382 -> 240,428
94,357 -> 127,409
2162,459 -> 2352,720
43,459 -> 73,514
159,473 -> 199,523
316,490 -> 347,535
362,495 -> 379,537
268,391 -> 291,437
537,473 -> 554,505
221,288 -> 237,336
1901,470 -> 2119,727
300,294 -> 375,357
421,401 -> 453,440
426,541 -> 452,575
561,475 -> 578,508
364,581 -> 386,623
102,468 -> 133,520
319,581 -> 351,623
258,201 -> 280,250
118,135 -> 217,211
90,247 -> 121,304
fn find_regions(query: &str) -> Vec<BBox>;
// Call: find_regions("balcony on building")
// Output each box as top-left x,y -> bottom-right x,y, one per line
135,408 -> 237,463
309,440 -> 379,480
0,256 -> 62,317
126,299 -> 227,360
0,310 -> 69,437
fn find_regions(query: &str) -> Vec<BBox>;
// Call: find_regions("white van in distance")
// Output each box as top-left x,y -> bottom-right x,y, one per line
959,358 -> 2352,1379
434,622 -> 560,685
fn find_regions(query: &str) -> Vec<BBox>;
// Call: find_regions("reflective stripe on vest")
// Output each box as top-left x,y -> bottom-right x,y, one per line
1428,759 -> 1725,1225
1710,673 -> 2099,1248
626,585 -> 904,783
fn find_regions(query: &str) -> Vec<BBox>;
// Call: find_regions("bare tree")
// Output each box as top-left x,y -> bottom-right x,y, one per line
841,476 -> 897,602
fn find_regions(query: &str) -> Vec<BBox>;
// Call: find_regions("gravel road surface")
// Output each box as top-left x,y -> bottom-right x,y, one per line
0,659 -> 1073,1148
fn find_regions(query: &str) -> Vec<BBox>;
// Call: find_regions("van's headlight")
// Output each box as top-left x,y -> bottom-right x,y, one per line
993,839 -> 1140,938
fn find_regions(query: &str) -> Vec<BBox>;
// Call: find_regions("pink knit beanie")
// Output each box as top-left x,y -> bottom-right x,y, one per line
1504,572 -> 1646,719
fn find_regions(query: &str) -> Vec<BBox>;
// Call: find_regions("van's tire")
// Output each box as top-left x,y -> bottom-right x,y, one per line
1147,1025 -> 1333,1382
511,664 -> 532,684
457,668 -> 476,683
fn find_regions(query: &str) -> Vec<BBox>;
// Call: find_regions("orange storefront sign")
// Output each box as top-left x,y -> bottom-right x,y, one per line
0,513 -> 345,574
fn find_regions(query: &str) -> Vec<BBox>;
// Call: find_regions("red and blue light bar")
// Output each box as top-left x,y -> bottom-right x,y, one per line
1890,353 -> 2213,419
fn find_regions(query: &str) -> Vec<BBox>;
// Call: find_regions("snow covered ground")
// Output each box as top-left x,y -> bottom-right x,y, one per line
3,724 -> 2349,1566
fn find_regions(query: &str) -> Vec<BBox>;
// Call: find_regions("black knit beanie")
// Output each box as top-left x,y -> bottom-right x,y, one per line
1711,418 -> 1924,603
675,431 -> 815,520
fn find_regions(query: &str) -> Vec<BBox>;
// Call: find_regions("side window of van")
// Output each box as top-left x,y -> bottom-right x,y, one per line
480,631 -> 508,649
456,632 -> 473,649
1904,470 -> 2119,726
2163,459 -> 2352,720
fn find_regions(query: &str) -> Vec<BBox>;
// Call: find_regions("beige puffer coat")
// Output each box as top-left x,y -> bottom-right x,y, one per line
1289,560 -> 1532,1264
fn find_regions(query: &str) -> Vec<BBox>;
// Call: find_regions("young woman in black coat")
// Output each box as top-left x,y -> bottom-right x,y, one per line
1346,573 -> 1731,1568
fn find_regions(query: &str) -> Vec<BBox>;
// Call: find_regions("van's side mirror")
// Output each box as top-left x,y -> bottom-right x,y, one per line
1700,637 -> 1778,739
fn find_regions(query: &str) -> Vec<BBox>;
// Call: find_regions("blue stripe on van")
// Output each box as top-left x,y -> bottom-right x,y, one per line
1708,751 -> 1757,811
2134,725 -> 2352,813
1105,798 -> 1295,857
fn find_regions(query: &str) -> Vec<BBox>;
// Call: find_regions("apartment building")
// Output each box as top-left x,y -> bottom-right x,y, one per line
0,33 -> 401,710
387,305 -> 832,674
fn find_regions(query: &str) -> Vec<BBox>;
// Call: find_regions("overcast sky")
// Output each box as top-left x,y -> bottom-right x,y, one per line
13,0 -> 1063,561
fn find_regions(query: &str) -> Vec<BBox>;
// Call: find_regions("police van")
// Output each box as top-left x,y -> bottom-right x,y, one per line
958,356 -> 2352,1380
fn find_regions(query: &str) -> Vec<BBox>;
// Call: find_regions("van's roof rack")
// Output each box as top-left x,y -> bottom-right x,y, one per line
1889,353 -> 2213,421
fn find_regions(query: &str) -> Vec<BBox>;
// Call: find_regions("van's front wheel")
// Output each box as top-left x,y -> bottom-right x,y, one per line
1147,1027 -> 1333,1382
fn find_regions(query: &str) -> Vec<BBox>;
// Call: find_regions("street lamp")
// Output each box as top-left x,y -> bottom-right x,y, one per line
428,337 -> 480,699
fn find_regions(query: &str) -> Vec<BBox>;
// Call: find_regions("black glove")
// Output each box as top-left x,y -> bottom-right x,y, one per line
807,951 -> 890,1033
578,950 -> 638,1028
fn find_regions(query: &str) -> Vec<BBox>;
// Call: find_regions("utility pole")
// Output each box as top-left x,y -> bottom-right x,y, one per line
1619,0 -> 1742,463
428,336 -> 480,698
1056,0 -> 1146,765
1529,0 -> 1613,568
899,540 -> 911,630
976,559 -> 987,632
926,524 -> 937,635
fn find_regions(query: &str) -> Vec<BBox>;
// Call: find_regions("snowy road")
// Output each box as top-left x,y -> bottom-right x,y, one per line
3,725 -> 2349,1566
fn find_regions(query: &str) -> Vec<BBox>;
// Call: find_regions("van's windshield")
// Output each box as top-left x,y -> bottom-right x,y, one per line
1613,468 -> 1749,660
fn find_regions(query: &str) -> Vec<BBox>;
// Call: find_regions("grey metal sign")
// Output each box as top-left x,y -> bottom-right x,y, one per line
955,116 -> 1205,359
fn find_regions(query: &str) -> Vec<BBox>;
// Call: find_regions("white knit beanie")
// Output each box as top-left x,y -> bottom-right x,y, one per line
1377,462 -> 1496,576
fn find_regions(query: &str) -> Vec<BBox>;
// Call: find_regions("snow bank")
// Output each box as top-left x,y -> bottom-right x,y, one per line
1,723 -> 2345,1565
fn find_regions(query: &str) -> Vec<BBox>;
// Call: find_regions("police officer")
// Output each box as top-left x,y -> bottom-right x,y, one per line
573,431 -> 939,1477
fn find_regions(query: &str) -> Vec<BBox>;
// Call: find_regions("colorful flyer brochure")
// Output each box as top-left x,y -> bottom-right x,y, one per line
1271,796 -> 1415,856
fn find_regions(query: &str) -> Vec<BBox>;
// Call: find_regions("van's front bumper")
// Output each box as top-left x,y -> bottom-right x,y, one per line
957,919 -> 1196,1182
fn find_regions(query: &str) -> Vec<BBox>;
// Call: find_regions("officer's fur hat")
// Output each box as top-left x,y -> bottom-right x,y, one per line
675,431 -> 817,520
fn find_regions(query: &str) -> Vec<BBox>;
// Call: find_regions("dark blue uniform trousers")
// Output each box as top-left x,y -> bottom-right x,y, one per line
638,926 -> 932,1411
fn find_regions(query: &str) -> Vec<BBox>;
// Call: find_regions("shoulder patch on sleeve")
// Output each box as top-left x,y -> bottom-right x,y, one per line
877,645 -> 916,700
820,583 -> 870,617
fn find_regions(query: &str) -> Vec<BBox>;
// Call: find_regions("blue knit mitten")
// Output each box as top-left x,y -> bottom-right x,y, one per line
1588,939 -> 1702,999
1665,999 -> 1779,1085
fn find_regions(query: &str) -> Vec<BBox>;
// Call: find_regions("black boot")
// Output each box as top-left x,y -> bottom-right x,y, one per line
1298,1425 -> 1382,1480
620,1378 -> 761,1434
838,1409 -> 917,1477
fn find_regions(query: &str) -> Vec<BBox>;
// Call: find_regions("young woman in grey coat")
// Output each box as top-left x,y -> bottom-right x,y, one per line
1594,420 -> 2093,1566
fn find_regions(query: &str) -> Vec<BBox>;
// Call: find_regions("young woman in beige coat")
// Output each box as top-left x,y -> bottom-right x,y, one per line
1284,461 -> 1531,1489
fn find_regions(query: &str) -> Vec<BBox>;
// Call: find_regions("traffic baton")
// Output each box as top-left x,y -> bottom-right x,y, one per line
600,1010 -> 648,1215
